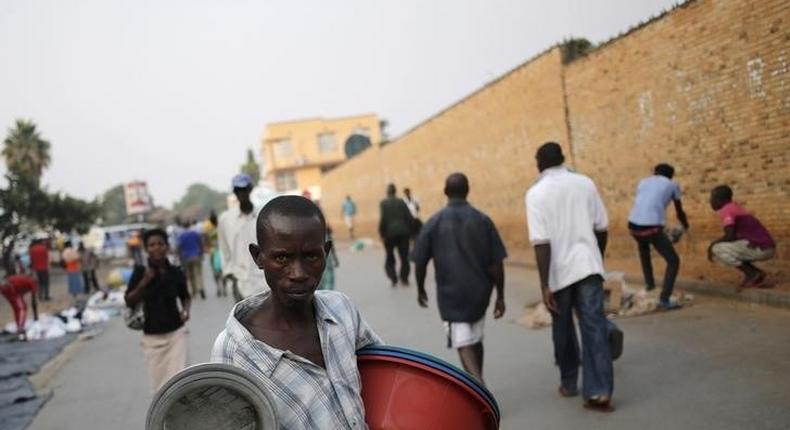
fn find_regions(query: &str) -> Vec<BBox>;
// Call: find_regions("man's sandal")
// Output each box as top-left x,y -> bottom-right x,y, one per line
748,273 -> 771,289
558,386 -> 578,398
583,396 -> 614,413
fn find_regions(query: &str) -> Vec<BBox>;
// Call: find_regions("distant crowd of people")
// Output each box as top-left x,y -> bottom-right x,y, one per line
0,237 -> 101,341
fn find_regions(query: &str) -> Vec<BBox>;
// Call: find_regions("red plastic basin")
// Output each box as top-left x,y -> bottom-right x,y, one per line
359,355 -> 499,430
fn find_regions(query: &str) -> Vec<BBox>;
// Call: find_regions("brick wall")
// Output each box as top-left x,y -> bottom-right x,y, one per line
321,0 -> 790,287
564,0 -> 790,284
322,48 -> 569,257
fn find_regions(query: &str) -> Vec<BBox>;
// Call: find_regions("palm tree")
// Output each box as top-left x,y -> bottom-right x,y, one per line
2,119 -> 51,184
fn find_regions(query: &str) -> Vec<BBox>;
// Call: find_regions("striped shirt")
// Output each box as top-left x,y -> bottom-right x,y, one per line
211,290 -> 383,429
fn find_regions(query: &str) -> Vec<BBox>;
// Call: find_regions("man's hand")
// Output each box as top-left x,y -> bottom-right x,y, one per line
541,287 -> 557,313
180,310 -> 190,323
493,297 -> 505,319
142,267 -> 156,283
417,289 -> 428,308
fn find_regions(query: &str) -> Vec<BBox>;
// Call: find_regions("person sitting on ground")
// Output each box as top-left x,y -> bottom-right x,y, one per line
211,196 -> 382,429
708,185 -> 776,291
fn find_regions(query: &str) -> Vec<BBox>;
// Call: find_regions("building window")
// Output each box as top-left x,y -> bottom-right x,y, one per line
273,139 -> 293,158
274,171 -> 298,192
317,133 -> 336,153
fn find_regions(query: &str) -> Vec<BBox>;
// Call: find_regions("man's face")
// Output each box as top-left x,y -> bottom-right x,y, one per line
145,235 -> 169,261
249,215 -> 329,308
234,186 -> 252,204
710,193 -> 725,211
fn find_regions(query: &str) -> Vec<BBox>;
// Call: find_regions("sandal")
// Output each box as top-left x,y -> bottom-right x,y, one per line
656,299 -> 682,311
747,273 -> 770,289
739,273 -> 770,291
559,386 -> 578,398
584,396 -> 614,413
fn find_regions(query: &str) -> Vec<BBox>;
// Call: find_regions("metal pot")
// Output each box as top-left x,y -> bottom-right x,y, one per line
146,363 -> 277,430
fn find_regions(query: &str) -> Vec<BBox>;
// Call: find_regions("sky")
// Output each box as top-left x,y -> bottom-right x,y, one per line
0,0 -> 680,206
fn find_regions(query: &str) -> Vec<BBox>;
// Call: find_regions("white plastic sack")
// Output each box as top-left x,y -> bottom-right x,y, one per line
64,318 -> 82,333
81,308 -> 111,326
86,290 -> 126,309
24,314 -> 68,340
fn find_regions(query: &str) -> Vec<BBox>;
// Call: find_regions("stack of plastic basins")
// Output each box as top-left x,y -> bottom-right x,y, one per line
357,345 -> 500,430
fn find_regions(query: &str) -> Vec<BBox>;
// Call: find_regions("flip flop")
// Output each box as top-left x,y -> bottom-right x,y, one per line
584,397 -> 615,413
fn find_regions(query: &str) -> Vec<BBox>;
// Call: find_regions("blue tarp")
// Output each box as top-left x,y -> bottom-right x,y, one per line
0,333 -> 76,430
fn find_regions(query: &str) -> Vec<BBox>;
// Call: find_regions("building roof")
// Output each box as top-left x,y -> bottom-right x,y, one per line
265,113 -> 378,127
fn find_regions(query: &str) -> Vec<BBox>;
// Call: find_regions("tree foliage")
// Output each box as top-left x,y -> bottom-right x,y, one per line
97,184 -> 128,225
47,193 -> 101,234
173,183 -> 227,222
2,119 -> 51,185
560,38 -> 594,64
240,148 -> 260,182
1,120 -> 99,244
0,175 -> 49,239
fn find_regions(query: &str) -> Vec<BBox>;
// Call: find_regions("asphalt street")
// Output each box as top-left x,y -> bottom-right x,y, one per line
27,244 -> 790,430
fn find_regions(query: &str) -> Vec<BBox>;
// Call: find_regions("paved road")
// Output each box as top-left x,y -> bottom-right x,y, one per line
28,245 -> 790,430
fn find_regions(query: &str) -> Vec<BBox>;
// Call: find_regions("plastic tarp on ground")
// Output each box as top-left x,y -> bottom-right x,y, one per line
0,333 -> 75,430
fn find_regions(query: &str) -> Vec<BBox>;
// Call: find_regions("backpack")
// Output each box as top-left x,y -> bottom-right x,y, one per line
124,265 -> 145,330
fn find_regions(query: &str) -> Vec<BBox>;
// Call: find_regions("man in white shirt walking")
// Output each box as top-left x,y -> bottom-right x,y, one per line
218,174 -> 265,302
525,142 -> 615,412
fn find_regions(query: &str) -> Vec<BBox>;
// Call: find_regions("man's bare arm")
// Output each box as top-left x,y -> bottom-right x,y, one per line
533,244 -> 556,312
594,230 -> 608,259
673,199 -> 689,229
415,261 -> 429,308
488,261 -> 505,318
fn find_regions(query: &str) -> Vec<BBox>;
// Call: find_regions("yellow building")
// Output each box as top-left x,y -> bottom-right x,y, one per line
260,114 -> 381,197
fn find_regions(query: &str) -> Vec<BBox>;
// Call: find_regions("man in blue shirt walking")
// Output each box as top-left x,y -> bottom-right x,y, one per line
627,163 -> 689,310
341,195 -> 357,240
177,222 -> 205,299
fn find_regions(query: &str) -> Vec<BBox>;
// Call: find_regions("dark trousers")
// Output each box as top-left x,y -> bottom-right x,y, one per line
184,257 -> 205,297
629,224 -> 679,302
384,235 -> 410,284
551,275 -> 614,399
35,270 -> 50,300
82,269 -> 99,294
